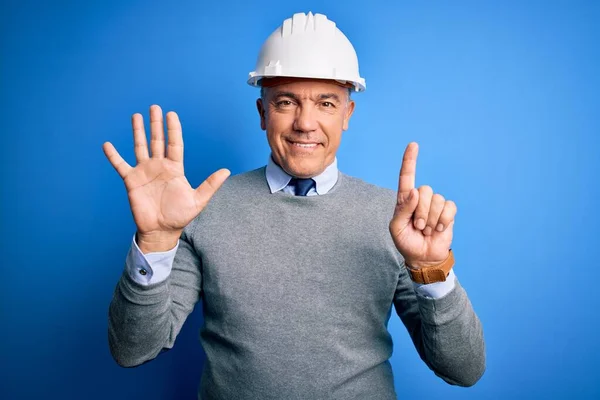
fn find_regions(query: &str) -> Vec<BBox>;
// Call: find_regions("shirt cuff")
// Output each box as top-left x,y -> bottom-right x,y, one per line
125,234 -> 179,285
412,269 -> 456,299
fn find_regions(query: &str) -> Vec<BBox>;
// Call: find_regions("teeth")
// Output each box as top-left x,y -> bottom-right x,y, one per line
292,143 -> 317,148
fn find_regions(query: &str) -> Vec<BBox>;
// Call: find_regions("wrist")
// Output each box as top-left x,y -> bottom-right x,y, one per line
404,250 -> 454,284
404,250 -> 450,270
136,231 -> 181,253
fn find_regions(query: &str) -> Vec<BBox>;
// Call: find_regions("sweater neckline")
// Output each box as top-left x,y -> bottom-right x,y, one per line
260,167 -> 346,200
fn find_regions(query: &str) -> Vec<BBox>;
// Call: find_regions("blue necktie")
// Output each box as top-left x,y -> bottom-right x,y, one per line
290,178 -> 315,196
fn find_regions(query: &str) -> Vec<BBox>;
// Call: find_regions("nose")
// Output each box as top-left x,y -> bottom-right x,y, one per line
293,105 -> 318,133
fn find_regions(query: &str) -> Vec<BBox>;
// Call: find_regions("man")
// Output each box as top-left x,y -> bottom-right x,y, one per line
104,12 -> 485,399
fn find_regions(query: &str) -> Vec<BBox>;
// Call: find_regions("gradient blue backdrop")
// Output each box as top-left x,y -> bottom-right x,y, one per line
2,0 -> 599,399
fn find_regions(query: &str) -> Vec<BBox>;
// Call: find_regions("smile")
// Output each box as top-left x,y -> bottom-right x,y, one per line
287,139 -> 320,149
292,142 -> 318,148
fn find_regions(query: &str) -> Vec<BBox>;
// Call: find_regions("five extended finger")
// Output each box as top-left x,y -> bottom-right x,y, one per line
132,113 -> 149,162
194,168 -> 231,210
166,111 -> 184,162
150,105 -> 165,158
103,142 -> 132,178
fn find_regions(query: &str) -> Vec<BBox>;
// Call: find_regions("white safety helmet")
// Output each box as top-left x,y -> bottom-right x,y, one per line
248,12 -> 366,92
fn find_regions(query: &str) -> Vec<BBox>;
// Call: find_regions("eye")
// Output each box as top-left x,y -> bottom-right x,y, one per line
275,100 -> 293,107
321,101 -> 334,108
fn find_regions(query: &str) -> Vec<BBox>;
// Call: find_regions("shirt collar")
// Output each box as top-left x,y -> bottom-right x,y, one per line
265,155 -> 339,195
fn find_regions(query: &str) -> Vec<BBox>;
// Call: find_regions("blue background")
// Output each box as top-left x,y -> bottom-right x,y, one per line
2,0 -> 599,398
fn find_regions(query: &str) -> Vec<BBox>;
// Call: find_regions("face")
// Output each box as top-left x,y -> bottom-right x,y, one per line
256,79 -> 355,178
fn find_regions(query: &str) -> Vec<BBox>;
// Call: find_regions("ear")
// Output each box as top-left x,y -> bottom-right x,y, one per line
256,98 -> 267,131
342,100 -> 356,131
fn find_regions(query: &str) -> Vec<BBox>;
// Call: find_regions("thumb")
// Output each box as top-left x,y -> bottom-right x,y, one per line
194,168 -> 231,210
392,188 -> 419,226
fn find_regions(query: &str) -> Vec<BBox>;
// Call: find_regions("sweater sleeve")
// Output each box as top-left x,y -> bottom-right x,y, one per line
108,223 -> 202,367
393,266 -> 486,386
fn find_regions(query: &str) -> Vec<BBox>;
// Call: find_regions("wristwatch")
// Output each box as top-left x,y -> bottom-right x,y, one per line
405,249 -> 455,284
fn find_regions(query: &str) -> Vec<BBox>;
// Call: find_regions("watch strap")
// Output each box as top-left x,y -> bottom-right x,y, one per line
405,249 -> 455,284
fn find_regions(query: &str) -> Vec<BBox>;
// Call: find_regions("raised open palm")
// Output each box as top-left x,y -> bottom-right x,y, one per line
103,105 -> 230,251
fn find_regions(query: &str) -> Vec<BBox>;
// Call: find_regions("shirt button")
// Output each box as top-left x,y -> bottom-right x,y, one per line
139,268 -> 148,276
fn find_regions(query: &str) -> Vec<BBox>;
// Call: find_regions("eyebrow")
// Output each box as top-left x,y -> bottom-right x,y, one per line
318,93 -> 342,103
271,91 -> 342,103
271,91 -> 299,101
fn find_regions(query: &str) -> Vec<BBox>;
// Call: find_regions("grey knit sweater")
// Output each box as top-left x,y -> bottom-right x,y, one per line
108,167 -> 485,399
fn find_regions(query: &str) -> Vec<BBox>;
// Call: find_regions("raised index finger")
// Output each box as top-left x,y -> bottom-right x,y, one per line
398,142 -> 419,195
